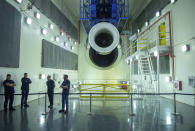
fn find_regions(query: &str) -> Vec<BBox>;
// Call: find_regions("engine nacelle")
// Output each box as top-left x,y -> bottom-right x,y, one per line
88,22 -> 121,68
88,22 -> 120,55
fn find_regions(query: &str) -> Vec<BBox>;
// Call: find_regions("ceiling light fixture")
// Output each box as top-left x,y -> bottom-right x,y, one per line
26,17 -> 32,25
68,37 -> 72,42
145,21 -> 149,27
55,36 -> 60,42
64,42 -> 68,47
41,28 -> 47,35
60,32 -> 64,36
16,0 -> 22,3
71,46 -> 74,50
35,12 -> 40,19
181,44 -> 190,52
156,11 -> 161,17
171,0 -> 175,4
49,24 -> 54,29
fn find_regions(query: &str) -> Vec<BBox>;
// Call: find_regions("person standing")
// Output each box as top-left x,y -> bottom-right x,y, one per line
46,75 -> 55,109
21,73 -> 32,108
3,74 -> 16,111
59,75 -> 70,113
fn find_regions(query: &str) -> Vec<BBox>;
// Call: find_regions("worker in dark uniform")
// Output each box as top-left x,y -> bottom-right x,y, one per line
21,73 -> 32,108
46,75 -> 55,109
59,74 -> 70,113
3,74 -> 16,111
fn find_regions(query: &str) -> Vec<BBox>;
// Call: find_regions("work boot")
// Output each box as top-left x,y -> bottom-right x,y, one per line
9,108 -> 16,111
4,108 -> 7,112
59,109 -> 65,113
24,104 -> 30,107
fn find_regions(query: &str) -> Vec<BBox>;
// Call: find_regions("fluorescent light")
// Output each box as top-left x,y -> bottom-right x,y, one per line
26,17 -> 32,25
49,24 -> 54,29
35,12 -> 40,19
39,74 -> 46,79
145,21 -> 149,27
156,11 -> 160,17
137,29 -> 140,33
41,28 -> 47,35
64,42 -> 68,47
181,44 -> 190,52
182,45 -> 187,52
74,41 -> 77,45
154,51 -> 158,57
16,0 -> 22,3
171,0 -> 175,4
55,36 -> 60,42
60,32 -> 64,36
71,46 -> 74,50
68,37 -> 72,42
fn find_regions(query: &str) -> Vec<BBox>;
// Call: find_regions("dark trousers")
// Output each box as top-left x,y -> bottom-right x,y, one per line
62,94 -> 69,111
48,92 -> 54,106
4,94 -> 14,109
21,90 -> 29,105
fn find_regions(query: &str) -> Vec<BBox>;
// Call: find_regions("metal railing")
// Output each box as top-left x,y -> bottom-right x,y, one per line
0,92 -> 194,116
79,84 -> 132,98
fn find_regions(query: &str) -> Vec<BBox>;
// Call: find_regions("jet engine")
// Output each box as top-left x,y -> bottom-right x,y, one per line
80,0 -> 129,68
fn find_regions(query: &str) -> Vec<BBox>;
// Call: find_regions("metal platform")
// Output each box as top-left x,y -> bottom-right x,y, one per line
80,0 -> 129,34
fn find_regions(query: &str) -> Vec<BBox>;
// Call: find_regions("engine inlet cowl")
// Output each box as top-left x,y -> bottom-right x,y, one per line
88,22 -> 120,55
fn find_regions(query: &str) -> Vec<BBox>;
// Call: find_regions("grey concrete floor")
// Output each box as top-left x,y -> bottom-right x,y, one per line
0,95 -> 194,131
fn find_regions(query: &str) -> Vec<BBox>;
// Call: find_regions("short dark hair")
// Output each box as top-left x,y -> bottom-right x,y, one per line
47,75 -> 51,78
7,74 -> 11,77
24,73 -> 28,75
64,74 -> 68,78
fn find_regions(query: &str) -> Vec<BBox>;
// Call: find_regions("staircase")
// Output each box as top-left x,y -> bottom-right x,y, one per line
138,51 -> 157,93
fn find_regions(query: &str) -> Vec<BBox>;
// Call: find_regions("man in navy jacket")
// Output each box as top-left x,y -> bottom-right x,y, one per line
21,73 -> 32,108
46,75 -> 55,109
3,74 -> 16,111
59,74 -> 70,113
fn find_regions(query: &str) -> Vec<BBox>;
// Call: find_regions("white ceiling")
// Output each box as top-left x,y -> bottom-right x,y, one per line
53,0 -> 151,23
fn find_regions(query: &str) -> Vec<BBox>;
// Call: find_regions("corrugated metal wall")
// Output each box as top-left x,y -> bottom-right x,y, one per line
0,1 -> 21,68
42,40 -> 78,70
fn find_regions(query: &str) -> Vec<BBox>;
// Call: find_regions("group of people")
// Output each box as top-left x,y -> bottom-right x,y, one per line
2,73 -> 70,114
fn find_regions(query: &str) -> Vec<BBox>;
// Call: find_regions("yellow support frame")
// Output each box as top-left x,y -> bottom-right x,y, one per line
79,84 -> 133,99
